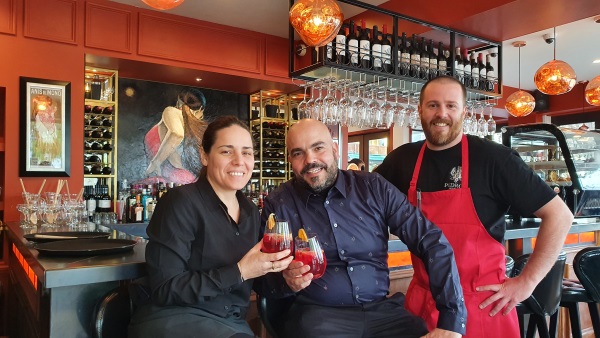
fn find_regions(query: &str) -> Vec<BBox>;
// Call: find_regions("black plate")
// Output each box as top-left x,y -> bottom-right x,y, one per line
24,231 -> 111,243
34,239 -> 137,256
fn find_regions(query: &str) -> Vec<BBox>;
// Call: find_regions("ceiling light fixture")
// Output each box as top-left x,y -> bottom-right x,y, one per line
534,27 -> 577,95
141,0 -> 184,10
289,0 -> 343,47
585,76 -> 600,106
505,41 -> 536,117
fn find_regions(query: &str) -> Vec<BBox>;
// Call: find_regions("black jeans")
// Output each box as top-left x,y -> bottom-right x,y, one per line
282,293 -> 428,338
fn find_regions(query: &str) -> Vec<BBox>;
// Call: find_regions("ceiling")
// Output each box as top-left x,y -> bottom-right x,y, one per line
109,0 -> 600,93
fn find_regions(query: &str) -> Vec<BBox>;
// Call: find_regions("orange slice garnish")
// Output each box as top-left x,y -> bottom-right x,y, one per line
298,228 -> 308,241
267,213 -> 276,230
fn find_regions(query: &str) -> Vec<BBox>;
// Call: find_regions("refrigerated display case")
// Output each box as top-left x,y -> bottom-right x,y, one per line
502,123 -> 600,217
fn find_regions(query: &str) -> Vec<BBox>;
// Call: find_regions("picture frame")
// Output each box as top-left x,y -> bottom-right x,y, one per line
19,77 -> 71,177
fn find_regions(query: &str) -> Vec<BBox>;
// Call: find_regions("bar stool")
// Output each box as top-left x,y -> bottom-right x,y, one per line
513,252 -> 566,338
506,255 -> 515,277
92,285 -> 134,338
548,246 -> 600,338
257,295 -> 295,338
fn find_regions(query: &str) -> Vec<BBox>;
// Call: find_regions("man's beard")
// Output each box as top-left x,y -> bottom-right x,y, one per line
297,160 -> 338,194
421,117 -> 462,147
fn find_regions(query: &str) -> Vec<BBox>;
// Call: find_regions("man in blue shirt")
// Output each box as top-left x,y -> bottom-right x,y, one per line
259,119 -> 466,338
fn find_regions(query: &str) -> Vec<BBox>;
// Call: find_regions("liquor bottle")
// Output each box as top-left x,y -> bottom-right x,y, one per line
437,42 -> 448,76
428,39 -> 438,80
334,23 -> 347,64
358,19 -> 371,69
478,53 -> 487,90
399,32 -> 410,76
85,186 -> 96,222
454,47 -> 463,82
381,25 -> 392,73
371,25 -> 382,72
462,48 -> 471,88
419,37 -> 429,79
485,53 -> 495,92
470,52 -> 479,89
131,195 -> 144,223
141,188 -> 150,222
125,186 -> 137,223
347,21 -> 359,67
157,182 -> 167,199
409,34 -> 420,78
91,75 -> 102,100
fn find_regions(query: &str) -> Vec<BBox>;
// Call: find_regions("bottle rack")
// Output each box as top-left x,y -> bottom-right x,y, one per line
289,0 -> 502,97
84,67 -> 118,203
250,91 -> 289,196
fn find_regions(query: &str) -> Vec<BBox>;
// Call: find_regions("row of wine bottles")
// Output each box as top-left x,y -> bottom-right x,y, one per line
86,116 -> 113,127
321,19 -> 496,91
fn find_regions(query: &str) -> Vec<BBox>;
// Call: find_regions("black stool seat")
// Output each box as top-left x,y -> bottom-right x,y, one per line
549,247 -> 600,338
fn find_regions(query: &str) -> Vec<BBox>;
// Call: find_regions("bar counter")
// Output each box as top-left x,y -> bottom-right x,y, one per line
5,221 -> 146,338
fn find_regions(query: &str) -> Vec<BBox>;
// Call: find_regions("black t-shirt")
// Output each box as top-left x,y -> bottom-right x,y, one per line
375,135 -> 556,243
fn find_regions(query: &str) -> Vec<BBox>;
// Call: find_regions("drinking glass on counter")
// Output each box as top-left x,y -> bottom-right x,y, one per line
262,220 -> 293,254
295,233 -> 327,279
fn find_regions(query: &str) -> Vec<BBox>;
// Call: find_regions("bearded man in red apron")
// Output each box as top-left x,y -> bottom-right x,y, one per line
375,76 -> 572,338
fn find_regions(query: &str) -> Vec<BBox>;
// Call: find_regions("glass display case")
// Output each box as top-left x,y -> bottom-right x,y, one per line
502,123 -> 600,217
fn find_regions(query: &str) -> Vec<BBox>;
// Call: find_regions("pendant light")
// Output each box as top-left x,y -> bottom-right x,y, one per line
289,0 -> 344,47
585,75 -> 600,106
534,27 -> 577,95
141,0 -> 184,10
505,41 -> 536,117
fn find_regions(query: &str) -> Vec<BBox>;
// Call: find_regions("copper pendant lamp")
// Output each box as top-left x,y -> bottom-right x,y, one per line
289,0 -> 344,48
534,28 -> 577,95
141,0 -> 184,10
585,75 -> 600,106
505,41 -> 536,117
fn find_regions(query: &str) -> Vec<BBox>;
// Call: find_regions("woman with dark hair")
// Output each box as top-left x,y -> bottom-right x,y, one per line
348,158 -> 366,171
130,116 -> 293,338
144,88 -> 208,184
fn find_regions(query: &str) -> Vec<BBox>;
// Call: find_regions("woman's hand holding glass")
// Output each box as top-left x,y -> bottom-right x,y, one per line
237,241 -> 293,281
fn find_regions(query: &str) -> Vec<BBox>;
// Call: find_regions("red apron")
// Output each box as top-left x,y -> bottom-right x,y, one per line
405,135 -> 519,337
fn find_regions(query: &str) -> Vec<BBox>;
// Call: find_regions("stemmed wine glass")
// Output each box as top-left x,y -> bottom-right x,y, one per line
295,232 -> 327,279
406,92 -> 419,129
476,102 -> 487,137
351,85 -> 366,127
262,218 -> 293,254
297,84 -> 309,120
312,81 -> 324,121
486,101 -> 497,135
393,90 -> 408,127
322,78 -> 338,125
338,79 -> 352,126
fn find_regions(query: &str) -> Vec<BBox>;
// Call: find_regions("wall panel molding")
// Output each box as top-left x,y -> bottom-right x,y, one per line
24,0 -> 76,44
0,0 -> 16,35
85,2 -> 132,53
138,13 -> 261,74
264,35 -> 289,78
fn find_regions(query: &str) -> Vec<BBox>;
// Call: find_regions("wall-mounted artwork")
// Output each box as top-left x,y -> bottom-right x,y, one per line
118,79 -> 249,185
19,77 -> 71,177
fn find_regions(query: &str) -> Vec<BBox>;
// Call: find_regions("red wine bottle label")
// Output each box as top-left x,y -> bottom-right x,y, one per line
372,43 -> 382,67
336,35 -> 346,56
382,45 -> 392,65
349,39 -> 359,64
98,200 -> 111,209
439,60 -> 447,71
359,40 -> 370,60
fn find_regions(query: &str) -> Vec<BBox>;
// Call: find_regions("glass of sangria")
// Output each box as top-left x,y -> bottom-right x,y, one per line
262,218 -> 293,254
295,232 -> 327,279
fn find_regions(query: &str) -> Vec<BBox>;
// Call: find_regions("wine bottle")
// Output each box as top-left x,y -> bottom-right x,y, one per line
358,19 -> 371,69
131,194 -> 144,223
125,186 -> 137,223
454,47 -> 464,82
381,25 -> 392,73
97,185 -> 112,212
462,48 -> 471,87
91,75 -> 102,100
399,32 -> 410,76
85,186 -> 96,221
419,37 -> 429,79
486,53 -> 495,92
347,21 -> 359,67
335,23 -> 348,64
409,34 -> 420,78
470,52 -> 479,89
428,39 -> 438,80
438,42 -> 448,76
478,53 -> 487,90
371,25 -> 382,72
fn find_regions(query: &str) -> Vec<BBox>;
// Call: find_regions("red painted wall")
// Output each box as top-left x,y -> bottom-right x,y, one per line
0,0 -> 292,221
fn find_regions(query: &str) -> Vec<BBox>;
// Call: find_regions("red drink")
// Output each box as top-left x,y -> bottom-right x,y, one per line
262,233 -> 293,253
296,249 -> 327,279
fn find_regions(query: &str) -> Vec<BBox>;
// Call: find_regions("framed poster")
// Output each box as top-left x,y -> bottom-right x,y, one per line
20,77 -> 71,177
